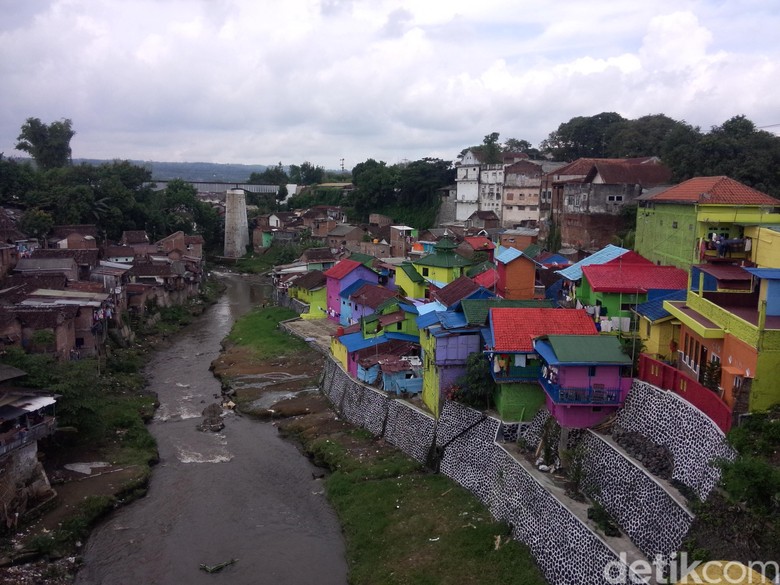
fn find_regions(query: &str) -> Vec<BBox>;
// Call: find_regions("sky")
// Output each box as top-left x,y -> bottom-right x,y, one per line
1,0 -> 779,170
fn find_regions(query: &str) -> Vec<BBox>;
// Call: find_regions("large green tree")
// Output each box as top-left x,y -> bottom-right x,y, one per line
540,112 -> 625,160
16,117 -> 76,170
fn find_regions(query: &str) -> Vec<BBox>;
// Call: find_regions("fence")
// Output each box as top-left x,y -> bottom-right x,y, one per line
638,353 -> 732,432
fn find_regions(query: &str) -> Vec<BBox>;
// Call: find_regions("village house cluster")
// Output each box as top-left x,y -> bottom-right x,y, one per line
270,165 -> 780,436
0,218 -> 206,525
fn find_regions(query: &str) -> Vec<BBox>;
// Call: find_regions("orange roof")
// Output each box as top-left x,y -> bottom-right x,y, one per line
323,259 -> 363,280
464,236 -> 495,250
646,176 -> 779,205
490,308 -> 597,352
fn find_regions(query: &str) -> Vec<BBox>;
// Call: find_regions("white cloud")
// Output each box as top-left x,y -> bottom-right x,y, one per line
1,0 -> 779,168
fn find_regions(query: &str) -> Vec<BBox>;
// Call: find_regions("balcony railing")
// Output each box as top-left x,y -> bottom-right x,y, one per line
540,377 -> 621,405
0,418 -> 56,458
492,365 -> 541,383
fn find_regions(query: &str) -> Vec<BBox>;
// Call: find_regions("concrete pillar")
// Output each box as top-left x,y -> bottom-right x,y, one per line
223,189 -> 249,258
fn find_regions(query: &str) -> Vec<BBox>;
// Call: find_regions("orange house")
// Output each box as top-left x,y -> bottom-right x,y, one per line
495,247 -> 538,300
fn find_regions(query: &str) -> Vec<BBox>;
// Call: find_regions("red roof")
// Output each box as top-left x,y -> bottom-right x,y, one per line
646,176 -> 779,205
431,275 -> 480,307
464,237 -> 495,251
552,157 -> 669,185
474,268 -> 499,289
490,308 -> 597,352
349,283 -> 397,309
582,264 -> 688,293
323,259 -> 362,280
603,250 -> 655,266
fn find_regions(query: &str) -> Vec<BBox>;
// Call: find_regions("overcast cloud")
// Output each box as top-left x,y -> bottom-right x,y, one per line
1,0 -> 778,169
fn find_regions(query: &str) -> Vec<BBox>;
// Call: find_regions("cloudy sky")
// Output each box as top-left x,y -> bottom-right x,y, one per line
1,0 -> 778,170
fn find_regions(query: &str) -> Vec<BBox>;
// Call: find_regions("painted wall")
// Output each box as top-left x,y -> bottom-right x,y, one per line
635,204 -> 698,270
293,287 -> 328,320
546,399 -> 621,428
639,317 -> 678,359
744,225 -> 780,269
494,382 -> 545,421
325,266 -> 378,320
497,257 -> 535,299
394,268 -> 427,299
412,262 -> 463,287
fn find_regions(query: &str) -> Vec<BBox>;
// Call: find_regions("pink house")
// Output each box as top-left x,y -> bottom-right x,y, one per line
534,334 -> 633,428
323,259 -> 379,321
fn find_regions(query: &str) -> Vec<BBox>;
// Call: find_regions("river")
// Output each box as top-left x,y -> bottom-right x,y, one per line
75,273 -> 347,585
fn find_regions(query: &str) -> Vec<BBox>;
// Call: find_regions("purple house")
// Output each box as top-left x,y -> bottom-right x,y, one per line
534,334 -> 633,428
324,259 -> 379,322
348,283 -> 399,323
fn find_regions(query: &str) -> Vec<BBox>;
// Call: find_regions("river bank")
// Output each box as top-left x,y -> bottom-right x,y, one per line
216,307 -> 547,585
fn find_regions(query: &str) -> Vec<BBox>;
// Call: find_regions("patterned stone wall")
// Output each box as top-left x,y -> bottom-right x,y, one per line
579,431 -> 694,560
615,381 -> 736,500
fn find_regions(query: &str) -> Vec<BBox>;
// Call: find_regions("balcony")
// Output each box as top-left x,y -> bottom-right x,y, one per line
0,417 -> 56,458
492,364 -> 541,383
540,377 -> 621,405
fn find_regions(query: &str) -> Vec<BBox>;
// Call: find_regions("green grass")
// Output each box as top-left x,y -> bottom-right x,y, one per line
293,428 -> 546,585
226,306 -> 310,358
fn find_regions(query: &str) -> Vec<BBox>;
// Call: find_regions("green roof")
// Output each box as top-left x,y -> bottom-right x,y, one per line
348,252 -> 376,267
466,260 -> 494,278
399,262 -> 425,283
460,299 -> 555,326
414,249 -> 474,268
523,243 -> 542,259
542,335 -> 632,364
376,297 -> 400,313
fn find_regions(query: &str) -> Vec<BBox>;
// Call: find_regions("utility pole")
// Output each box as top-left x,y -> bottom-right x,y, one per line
340,158 -> 345,174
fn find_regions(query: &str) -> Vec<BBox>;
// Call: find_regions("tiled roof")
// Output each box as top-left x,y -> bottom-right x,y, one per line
645,176 -> 779,205
603,250 -> 654,266
582,264 -> 688,293
490,308 -> 597,352
461,299 -> 555,326
556,244 -> 629,281
15,257 -> 77,272
431,276 -> 480,307
32,248 -> 100,266
300,247 -> 336,262
327,224 -> 362,237
324,259 -> 363,280
634,290 -> 688,322
537,335 -> 632,364
291,270 -> 326,291
349,284 -> 397,309
122,230 -> 149,244
464,237 -> 495,250
552,157 -> 663,179
588,159 -> 671,185
340,279 -> 373,300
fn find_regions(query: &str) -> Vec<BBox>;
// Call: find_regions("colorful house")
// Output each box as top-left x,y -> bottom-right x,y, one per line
632,290 -> 687,359
338,279 -> 374,326
495,246 -> 540,300
361,299 -> 419,340
743,225 -> 780,269
555,244 -> 630,303
323,259 -> 379,321
419,310 -> 483,417
487,307 -> 598,421
460,236 -> 496,262
394,262 -> 428,299
534,334 -> 633,428
431,275 -> 495,309
411,237 -> 474,289
635,176 -> 780,271
347,284 -> 398,324
664,267 -> 780,412
287,270 -> 328,320
578,258 -> 688,331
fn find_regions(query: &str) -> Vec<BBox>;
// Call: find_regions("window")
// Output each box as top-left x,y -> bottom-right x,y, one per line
607,195 -> 624,202
422,267 -> 429,277
588,366 -> 597,376
507,193 -> 514,201
529,205 -> 538,211
672,221 -> 678,229
396,322 -> 402,331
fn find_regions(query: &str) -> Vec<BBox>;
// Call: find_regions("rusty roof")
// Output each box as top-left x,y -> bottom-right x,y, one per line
643,176 -> 779,205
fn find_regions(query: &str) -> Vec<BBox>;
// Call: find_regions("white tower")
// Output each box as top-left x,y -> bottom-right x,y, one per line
223,189 -> 249,258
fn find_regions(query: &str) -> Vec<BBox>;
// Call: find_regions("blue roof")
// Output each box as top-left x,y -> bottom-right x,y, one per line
543,254 -> 570,265
385,332 -> 419,343
416,311 -> 441,329
744,268 -> 780,280
534,339 -> 560,365
556,244 -> 629,281
481,327 -> 493,348
339,332 -> 390,352
545,279 -> 563,301
438,311 -> 469,330
633,289 -> 687,322
495,246 -> 524,265
339,279 -> 372,300
398,302 -> 419,315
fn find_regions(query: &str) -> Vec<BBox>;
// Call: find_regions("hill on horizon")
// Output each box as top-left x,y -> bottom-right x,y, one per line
73,159 -> 270,182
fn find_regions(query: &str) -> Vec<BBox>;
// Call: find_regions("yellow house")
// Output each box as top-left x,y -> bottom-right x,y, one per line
411,237 -> 474,289
330,335 -> 348,370
632,291 -> 686,360
288,270 -> 328,320
744,225 -> 780,268
394,262 -> 428,299
420,325 -> 442,417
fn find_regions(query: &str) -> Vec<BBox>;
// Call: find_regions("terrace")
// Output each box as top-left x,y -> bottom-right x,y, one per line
539,377 -> 622,405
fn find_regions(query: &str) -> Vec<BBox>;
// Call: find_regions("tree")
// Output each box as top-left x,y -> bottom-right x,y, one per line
289,161 -> 325,185
454,352 -> 496,410
540,112 -> 625,160
16,117 -> 75,170
482,132 -> 502,164
248,162 -> 288,185
605,114 -> 687,158
19,208 -> 54,240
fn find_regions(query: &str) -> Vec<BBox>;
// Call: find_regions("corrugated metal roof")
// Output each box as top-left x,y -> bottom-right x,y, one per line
744,267 -> 780,280
633,290 -> 688,321
555,244 -> 629,281
324,259 -> 363,280
537,335 -> 632,364
495,247 -> 524,265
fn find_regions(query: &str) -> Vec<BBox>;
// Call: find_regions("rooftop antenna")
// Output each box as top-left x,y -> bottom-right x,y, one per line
340,158 -> 345,174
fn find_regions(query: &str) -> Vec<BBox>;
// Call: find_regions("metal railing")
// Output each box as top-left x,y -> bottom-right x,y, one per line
540,378 -> 621,405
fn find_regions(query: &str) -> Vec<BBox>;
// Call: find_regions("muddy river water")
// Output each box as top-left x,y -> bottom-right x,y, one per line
75,273 -> 347,585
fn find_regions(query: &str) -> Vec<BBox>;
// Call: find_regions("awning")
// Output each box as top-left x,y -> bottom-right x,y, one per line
10,395 -> 56,412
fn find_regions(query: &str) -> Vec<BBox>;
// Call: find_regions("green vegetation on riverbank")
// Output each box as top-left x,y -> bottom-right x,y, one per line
226,306 -> 309,358
283,424 -> 547,585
